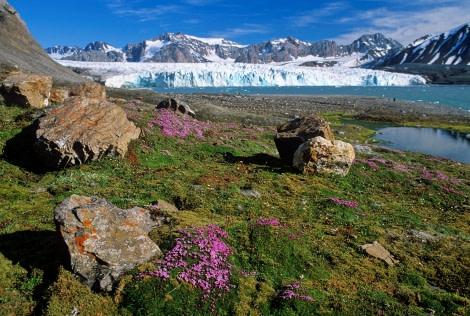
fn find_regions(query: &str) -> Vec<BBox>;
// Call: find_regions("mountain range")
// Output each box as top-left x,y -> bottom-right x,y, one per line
46,23 -> 470,71
46,32 -> 402,65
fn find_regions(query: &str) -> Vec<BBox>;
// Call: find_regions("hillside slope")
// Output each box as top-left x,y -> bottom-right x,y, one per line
0,0 -> 86,84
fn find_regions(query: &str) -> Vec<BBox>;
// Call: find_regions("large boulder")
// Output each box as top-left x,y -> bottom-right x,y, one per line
35,96 -> 140,169
293,136 -> 355,176
0,72 -> 52,108
274,116 -> 334,164
157,97 -> 195,117
54,194 -> 164,291
69,82 -> 106,101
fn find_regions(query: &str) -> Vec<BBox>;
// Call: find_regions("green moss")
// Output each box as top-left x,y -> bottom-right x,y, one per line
44,267 -> 118,316
1,101 -> 469,315
0,253 -> 36,315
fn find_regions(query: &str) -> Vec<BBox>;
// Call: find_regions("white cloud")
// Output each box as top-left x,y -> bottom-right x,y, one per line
333,3 -> 470,44
292,2 -> 349,27
104,1 -> 182,21
209,24 -> 269,41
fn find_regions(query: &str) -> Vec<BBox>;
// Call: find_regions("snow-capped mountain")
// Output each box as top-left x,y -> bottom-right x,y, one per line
45,45 -> 82,60
47,32 -> 401,65
47,41 -> 126,62
122,32 -> 244,63
366,23 -> 470,67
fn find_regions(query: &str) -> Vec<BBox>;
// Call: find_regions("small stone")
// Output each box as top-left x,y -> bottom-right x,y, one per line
361,241 -> 399,266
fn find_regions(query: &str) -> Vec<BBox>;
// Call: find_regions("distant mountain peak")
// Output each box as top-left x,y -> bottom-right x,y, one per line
366,22 -> 470,67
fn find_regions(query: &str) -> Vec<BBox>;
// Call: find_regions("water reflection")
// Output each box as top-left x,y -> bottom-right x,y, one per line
372,127 -> 470,164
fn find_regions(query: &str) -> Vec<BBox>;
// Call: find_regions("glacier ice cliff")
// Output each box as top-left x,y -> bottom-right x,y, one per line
58,61 -> 427,88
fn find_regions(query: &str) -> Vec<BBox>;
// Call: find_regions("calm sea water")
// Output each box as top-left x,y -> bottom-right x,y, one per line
373,127 -> 470,164
152,85 -> 470,110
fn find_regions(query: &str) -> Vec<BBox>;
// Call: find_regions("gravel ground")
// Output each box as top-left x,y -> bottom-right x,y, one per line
107,87 -> 470,127
169,92 -> 470,126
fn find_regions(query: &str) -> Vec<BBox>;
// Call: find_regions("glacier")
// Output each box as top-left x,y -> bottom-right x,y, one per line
58,60 -> 427,88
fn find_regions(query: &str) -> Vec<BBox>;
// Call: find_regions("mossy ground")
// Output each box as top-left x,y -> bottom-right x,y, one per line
0,98 -> 469,315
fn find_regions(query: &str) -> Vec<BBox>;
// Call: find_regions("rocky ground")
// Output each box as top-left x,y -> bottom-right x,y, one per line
107,88 -> 470,128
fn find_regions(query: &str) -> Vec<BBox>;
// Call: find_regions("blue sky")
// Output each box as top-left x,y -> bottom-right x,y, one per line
8,0 -> 470,48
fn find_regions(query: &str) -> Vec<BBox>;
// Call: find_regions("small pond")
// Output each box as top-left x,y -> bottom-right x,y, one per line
372,127 -> 470,164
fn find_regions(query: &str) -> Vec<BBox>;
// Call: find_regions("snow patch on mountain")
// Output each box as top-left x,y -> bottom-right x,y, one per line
58,60 -> 426,88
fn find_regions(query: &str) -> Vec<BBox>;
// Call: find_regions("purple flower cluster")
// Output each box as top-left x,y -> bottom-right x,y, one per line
276,282 -> 315,303
356,159 -> 379,169
256,218 -> 280,226
137,224 -> 233,305
148,108 -> 212,138
325,197 -> 359,208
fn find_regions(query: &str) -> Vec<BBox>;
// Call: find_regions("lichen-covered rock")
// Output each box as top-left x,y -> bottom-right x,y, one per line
274,116 -> 334,164
54,195 -> 164,291
69,82 -> 106,101
0,72 -> 52,108
293,136 -> 355,176
34,96 -> 140,169
49,87 -> 69,103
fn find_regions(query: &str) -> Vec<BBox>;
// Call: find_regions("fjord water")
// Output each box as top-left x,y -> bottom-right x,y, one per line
153,85 -> 470,110
372,127 -> 470,164
155,85 -> 470,162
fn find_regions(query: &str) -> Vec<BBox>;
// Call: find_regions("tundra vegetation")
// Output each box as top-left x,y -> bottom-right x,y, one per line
0,98 -> 469,315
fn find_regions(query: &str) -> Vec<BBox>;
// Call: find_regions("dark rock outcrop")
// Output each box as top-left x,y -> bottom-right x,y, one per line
54,195 -> 164,291
0,0 -> 86,84
156,97 -> 195,117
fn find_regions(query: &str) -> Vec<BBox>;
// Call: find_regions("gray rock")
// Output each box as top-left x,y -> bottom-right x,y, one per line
54,194 -> 163,291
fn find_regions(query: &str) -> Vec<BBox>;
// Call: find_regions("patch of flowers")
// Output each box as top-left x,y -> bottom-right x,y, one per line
137,224 -> 234,311
275,282 -> 315,303
256,218 -> 280,227
325,197 -> 359,208
148,108 -> 213,138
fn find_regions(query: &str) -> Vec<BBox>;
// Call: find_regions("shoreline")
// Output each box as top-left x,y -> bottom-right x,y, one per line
169,93 -> 470,128
106,87 -> 470,130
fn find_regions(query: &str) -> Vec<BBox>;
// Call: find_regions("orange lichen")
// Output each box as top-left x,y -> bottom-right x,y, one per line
83,219 -> 92,229
74,234 -> 90,254
140,209 -> 146,213
124,220 -> 139,227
